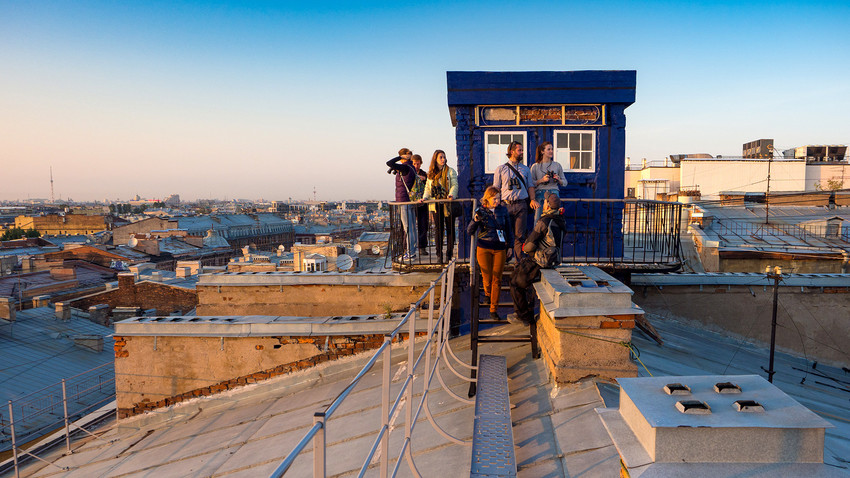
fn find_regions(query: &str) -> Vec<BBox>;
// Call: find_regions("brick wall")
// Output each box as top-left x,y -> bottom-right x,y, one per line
115,333 -> 410,418
71,274 -> 198,316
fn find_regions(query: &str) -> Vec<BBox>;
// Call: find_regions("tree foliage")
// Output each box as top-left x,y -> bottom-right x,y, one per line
1,228 -> 40,241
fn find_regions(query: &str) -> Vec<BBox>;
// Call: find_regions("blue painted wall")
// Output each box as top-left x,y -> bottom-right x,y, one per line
447,71 -> 636,259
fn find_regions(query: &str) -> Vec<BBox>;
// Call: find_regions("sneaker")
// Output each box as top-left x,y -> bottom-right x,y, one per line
507,313 -> 531,326
420,250 -> 429,256
489,311 -> 502,321
402,252 -> 418,260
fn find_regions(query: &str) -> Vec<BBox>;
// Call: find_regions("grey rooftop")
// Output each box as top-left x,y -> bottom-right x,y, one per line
8,316 -> 850,476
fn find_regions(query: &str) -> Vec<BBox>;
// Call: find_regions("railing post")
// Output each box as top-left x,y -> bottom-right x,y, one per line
313,412 -> 326,478
9,401 -> 19,478
62,379 -> 71,453
380,334 -> 392,478
405,303 -> 418,462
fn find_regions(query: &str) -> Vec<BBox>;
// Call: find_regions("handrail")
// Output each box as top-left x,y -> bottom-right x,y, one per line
270,259 -> 472,477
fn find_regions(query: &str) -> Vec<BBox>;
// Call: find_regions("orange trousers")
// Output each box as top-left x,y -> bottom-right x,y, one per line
477,248 -> 506,312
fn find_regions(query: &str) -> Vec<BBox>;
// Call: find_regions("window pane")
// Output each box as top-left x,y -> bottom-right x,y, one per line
569,133 -> 580,150
581,133 -> 592,151
581,152 -> 592,169
512,134 -> 523,143
500,134 -> 512,144
488,134 -> 499,145
556,133 -> 567,149
570,152 -> 580,169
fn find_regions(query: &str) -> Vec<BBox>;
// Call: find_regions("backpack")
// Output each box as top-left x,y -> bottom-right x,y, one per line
535,220 -> 563,269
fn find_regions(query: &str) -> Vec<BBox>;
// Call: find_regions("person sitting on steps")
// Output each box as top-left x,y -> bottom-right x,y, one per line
509,193 -> 566,326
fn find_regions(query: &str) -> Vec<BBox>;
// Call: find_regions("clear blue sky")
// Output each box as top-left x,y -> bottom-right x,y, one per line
2,0 -> 848,202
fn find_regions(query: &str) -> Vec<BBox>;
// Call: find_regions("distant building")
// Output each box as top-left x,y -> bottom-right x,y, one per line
15,214 -> 106,235
742,138 -> 774,159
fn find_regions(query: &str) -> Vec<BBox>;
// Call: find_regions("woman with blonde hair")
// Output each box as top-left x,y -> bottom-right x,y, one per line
467,186 -> 512,320
422,150 -> 458,262
530,141 -> 566,222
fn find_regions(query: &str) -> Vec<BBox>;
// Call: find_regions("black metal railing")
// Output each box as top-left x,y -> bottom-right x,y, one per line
388,199 -> 477,269
713,221 -> 850,244
388,198 -> 683,271
560,199 -> 682,270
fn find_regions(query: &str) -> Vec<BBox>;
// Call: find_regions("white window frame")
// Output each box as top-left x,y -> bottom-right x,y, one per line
484,131 -> 526,174
554,129 -> 596,172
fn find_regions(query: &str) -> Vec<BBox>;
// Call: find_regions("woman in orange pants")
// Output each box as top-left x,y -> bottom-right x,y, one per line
467,186 -> 512,320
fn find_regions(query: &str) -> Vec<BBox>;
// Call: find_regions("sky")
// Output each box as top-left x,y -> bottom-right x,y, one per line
1,1 -> 848,202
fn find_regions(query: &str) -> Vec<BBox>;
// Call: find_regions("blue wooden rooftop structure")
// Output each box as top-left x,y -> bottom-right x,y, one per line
447,71 -> 639,263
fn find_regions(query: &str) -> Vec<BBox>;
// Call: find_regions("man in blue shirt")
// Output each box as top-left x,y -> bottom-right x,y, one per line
493,141 -> 539,260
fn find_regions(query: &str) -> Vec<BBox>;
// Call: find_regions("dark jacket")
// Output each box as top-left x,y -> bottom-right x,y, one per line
523,209 -> 567,268
386,156 -> 416,202
467,205 -> 512,250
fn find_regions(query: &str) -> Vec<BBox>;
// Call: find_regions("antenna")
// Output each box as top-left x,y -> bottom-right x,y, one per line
313,186 -> 317,202
50,166 -> 55,204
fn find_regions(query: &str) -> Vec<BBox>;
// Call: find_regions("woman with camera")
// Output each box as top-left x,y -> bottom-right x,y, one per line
467,186 -> 512,320
422,150 -> 458,262
530,141 -> 566,222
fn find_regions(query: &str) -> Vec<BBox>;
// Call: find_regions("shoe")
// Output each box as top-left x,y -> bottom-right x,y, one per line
507,313 -> 531,326
420,250 -> 429,256
489,311 -> 502,321
402,252 -> 417,260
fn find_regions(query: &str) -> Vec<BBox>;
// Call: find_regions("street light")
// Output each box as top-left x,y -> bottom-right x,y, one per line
764,265 -> 782,383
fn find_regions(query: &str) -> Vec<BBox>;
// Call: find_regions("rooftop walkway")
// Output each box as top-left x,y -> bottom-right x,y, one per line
11,316 -> 850,476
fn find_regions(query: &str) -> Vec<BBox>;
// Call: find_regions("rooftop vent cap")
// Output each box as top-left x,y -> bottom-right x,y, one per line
663,383 -> 691,395
734,400 -> 764,413
714,382 -> 742,394
675,400 -> 711,414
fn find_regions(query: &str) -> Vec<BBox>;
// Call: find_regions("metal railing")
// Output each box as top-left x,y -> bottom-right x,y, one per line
388,198 -> 682,271
713,221 -> 850,244
388,199 -> 477,268
2,362 -> 116,477
270,259 -> 477,477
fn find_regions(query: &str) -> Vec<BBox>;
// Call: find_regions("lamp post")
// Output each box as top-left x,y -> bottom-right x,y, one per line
765,265 -> 782,383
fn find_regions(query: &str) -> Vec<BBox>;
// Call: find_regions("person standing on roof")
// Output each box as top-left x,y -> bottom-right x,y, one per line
530,141 -> 566,222
509,194 -> 566,326
493,141 -> 538,261
422,149 -> 459,263
386,148 -> 418,259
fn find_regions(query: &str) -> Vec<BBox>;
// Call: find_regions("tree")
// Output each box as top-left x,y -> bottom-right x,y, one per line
815,178 -> 844,191
1,228 -> 40,241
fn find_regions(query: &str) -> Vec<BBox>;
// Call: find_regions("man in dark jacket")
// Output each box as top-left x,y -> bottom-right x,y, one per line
509,194 -> 566,325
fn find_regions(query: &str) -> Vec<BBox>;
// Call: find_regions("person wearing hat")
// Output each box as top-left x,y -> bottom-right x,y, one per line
508,193 -> 566,326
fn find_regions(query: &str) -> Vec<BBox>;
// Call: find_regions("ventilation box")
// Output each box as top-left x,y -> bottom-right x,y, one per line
597,375 -> 837,476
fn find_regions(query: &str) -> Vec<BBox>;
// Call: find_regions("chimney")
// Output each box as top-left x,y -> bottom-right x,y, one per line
176,266 -> 191,278
55,301 -> 72,321
50,267 -> 77,280
0,297 -> 16,322
88,304 -> 110,326
32,294 -> 51,308
118,272 -> 135,290
150,271 -> 163,282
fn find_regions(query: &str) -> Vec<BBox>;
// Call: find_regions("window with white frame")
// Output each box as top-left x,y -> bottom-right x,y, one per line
485,131 -> 526,173
554,130 -> 595,172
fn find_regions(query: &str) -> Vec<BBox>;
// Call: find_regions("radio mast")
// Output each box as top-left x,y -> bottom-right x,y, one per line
50,166 -> 55,204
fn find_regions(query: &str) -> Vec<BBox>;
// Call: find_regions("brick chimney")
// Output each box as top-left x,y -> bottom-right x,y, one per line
0,297 -> 16,322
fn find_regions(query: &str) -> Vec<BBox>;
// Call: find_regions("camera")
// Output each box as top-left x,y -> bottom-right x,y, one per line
473,207 -> 485,222
387,168 -> 397,175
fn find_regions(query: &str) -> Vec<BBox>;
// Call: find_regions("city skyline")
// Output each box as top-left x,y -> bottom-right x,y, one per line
2,0 -> 848,202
